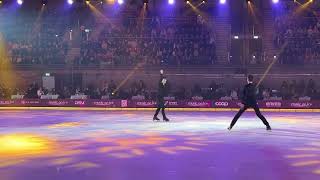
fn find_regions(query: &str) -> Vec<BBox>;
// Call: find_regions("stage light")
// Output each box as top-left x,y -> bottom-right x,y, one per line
0,1 -> 2,4
86,0 -> 90,4
117,0 -> 123,4
186,0 -> 190,4
202,0 -> 206,3
168,0 -> 174,5
67,0 -> 73,5
272,0 -> 279,4
247,0 -> 251,4
42,0 -> 48,6
220,0 -> 226,4
253,35 -> 259,39
17,0 -> 23,5
143,0 -> 148,4
234,36 -> 239,39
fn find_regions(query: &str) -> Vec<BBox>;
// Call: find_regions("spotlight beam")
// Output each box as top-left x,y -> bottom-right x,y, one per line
256,41 -> 289,88
112,62 -> 146,95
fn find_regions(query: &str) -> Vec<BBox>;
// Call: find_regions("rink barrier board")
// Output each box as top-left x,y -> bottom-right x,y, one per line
0,100 -> 319,112
0,107 -> 320,112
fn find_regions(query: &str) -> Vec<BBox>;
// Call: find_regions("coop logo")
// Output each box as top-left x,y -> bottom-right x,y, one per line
75,101 -> 85,105
93,101 -> 114,106
290,102 -> 312,108
0,100 -> 14,105
214,101 -> 229,107
266,102 -> 282,108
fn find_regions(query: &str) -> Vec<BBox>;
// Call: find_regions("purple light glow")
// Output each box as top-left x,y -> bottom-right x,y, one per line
168,0 -> 174,5
17,0 -> 23,5
272,0 -> 279,4
118,0 -> 123,5
220,0 -> 226,4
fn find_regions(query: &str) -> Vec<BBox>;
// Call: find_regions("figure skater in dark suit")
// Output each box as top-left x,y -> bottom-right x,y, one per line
228,75 -> 271,131
153,69 -> 169,122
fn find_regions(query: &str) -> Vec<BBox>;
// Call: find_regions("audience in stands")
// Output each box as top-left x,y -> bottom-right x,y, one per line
274,2 -> 320,65
78,16 -> 216,66
2,78 -> 319,101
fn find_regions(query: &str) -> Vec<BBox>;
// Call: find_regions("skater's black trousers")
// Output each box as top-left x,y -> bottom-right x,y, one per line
230,103 -> 270,128
154,98 -> 166,119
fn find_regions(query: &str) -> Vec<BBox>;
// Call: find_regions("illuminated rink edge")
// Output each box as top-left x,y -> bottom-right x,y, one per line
1,106 -> 320,112
0,110 -> 320,180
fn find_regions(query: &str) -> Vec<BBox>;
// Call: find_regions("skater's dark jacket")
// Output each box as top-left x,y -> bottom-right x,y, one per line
241,82 -> 257,106
157,73 -> 169,100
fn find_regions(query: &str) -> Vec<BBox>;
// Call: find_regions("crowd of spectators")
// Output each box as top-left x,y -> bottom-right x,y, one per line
1,11 -> 69,65
78,16 -> 216,66
2,10 -> 216,66
1,78 -> 319,101
274,2 -> 320,65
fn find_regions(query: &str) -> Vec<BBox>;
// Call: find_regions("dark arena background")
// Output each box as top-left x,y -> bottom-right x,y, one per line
1,0 -> 320,180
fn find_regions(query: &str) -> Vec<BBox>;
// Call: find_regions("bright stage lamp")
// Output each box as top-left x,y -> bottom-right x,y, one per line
168,0 -> 174,5
118,0 -> 123,5
68,0 -> 74,5
220,0 -> 226,4
272,0 -> 279,4
17,0 -> 23,5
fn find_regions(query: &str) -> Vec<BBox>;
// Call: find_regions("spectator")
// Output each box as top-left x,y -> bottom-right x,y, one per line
37,87 -> 44,98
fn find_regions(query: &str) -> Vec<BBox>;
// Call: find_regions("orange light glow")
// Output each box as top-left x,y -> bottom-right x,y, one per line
0,134 -> 55,156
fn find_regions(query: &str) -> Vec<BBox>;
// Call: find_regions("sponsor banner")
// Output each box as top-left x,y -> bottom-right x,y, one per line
259,101 -> 283,108
20,100 -> 41,105
130,100 -> 212,108
184,100 -> 212,108
260,101 -> 314,109
213,101 -> 240,108
213,101 -> 318,109
0,100 -> 15,106
86,100 -> 121,107
47,100 -> 73,106
121,100 -> 128,108
0,99 -> 319,109
289,101 -> 314,109
130,100 -> 157,108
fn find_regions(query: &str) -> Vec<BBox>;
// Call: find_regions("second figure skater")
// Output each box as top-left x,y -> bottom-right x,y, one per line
153,69 -> 170,122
